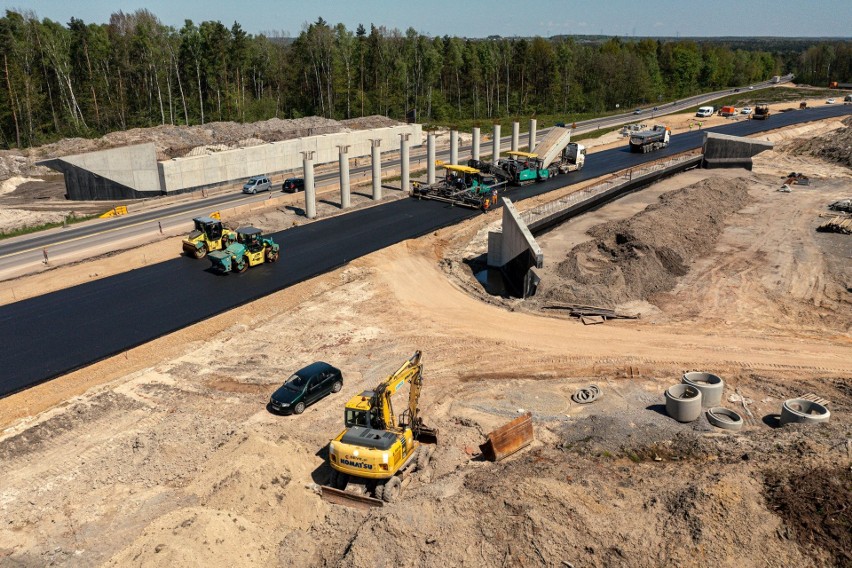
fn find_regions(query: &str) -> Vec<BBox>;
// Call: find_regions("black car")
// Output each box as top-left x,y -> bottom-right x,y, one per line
282,178 -> 305,193
269,362 -> 343,414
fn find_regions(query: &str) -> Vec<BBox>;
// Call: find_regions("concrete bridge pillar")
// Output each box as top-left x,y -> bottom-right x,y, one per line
371,139 -> 382,200
529,118 -> 537,151
511,122 -> 519,152
427,133 -> 436,185
450,130 -> 459,165
492,124 -> 501,165
472,127 -> 480,161
338,145 -> 350,209
400,133 -> 410,193
302,150 -> 316,219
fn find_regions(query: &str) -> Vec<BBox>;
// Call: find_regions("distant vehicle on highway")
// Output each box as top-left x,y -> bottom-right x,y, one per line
740,106 -> 753,115
242,175 -> 271,194
633,108 -> 642,115
282,178 -> 305,193
826,98 -> 836,104
749,86 -> 755,90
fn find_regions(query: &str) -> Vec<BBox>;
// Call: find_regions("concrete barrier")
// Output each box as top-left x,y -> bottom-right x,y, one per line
487,198 -> 543,298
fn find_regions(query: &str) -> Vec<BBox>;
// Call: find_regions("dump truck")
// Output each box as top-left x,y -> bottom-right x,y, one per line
208,226 -> 279,274
411,163 -> 505,211
484,126 -> 585,185
753,104 -> 770,120
719,105 -> 737,117
549,141 -> 586,174
629,125 -> 670,153
322,351 -> 438,507
182,217 -> 237,259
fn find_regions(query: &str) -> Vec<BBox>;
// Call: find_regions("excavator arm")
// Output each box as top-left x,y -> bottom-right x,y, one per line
372,351 -> 423,431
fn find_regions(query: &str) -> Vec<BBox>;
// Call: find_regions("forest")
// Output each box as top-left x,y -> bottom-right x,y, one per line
0,9 -> 850,149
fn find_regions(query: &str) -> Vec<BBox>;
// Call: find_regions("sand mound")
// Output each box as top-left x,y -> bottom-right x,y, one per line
104,506 -> 276,566
786,115 -> 852,168
538,177 -> 753,308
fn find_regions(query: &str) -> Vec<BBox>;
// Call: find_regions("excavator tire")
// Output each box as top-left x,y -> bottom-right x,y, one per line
373,483 -> 384,501
381,476 -> 402,503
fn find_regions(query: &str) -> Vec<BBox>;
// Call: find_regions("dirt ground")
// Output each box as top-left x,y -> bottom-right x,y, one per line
1,114 -> 850,567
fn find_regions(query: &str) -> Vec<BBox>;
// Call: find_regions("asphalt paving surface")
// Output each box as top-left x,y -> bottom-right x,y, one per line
2,105 -> 849,397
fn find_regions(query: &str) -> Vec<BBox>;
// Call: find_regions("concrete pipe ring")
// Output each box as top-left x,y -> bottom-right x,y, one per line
571,385 -> 602,404
779,398 -> 830,426
665,384 -> 703,423
682,372 -> 725,408
706,407 -> 744,431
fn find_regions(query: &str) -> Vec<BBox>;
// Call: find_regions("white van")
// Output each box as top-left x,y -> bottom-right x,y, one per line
696,106 -> 714,118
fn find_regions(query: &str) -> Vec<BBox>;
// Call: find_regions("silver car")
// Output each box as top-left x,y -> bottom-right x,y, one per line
243,175 -> 271,194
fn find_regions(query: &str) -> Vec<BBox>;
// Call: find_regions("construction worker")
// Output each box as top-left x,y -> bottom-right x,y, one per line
698,121 -> 703,129
688,122 -> 693,131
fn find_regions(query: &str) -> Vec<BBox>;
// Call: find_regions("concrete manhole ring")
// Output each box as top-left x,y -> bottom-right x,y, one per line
706,407 -> 744,431
682,372 -> 724,408
780,398 -> 830,426
665,384 -> 703,423
571,385 -> 602,404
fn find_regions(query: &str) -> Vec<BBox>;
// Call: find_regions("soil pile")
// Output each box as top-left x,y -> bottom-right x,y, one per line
537,177 -> 753,308
788,115 -> 852,168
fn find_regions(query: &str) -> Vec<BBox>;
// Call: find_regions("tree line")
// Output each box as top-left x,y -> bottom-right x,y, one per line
0,9 -> 849,150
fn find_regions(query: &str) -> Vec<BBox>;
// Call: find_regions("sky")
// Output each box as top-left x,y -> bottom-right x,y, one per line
4,0 -> 851,38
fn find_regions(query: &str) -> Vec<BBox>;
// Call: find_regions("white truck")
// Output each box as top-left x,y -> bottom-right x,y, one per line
533,127 -> 586,175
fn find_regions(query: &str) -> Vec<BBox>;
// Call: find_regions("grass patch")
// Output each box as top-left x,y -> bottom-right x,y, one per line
0,213 -> 99,241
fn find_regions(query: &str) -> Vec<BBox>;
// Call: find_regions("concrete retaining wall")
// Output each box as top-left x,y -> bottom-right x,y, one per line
39,143 -> 161,201
487,198 -> 543,269
486,198 -> 544,298
702,132 -> 772,170
158,125 -> 422,194
39,125 -> 422,201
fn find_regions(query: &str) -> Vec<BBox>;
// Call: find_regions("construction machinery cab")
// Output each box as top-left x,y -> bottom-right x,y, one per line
237,226 -> 264,253
444,164 -> 480,191
183,216 -> 236,259
193,217 -> 223,240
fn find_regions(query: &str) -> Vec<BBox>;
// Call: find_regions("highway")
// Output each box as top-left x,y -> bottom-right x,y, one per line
0,75 -> 793,272
1,101 -> 848,398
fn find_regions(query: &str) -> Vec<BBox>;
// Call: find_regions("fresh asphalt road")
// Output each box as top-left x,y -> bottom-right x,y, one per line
2,103 -> 849,397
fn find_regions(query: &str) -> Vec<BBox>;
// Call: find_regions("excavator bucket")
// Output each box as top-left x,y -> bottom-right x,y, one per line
479,412 -> 534,462
416,425 -> 439,445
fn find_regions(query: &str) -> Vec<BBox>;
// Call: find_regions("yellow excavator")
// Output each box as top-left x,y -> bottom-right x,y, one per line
322,351 -> 438,507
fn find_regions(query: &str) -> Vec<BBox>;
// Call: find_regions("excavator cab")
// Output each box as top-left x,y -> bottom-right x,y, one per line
344,392 -> 378,428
